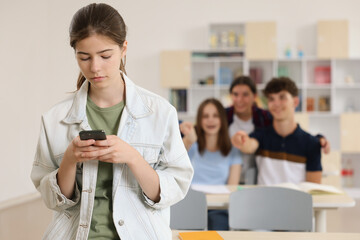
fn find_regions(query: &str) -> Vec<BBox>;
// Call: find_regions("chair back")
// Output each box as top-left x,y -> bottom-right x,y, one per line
244,167 -> 257,185
229,187 -> 313,231
170,189 -> 207,230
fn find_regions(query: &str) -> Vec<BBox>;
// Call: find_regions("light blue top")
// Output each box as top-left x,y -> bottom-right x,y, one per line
188,142 -> 242,185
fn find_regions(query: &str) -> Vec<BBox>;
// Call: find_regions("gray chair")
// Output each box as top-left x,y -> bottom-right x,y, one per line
229,187 -> 313,231
170,189 -> 207,230
244,167 -> 257,185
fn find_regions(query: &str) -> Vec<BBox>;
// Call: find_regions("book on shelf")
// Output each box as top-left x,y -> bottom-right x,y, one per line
179,231 -> 223,240
250,67 -> 263,83
272,182 -> 343,195
170,89 -> 187,112
314,66 -> 331,84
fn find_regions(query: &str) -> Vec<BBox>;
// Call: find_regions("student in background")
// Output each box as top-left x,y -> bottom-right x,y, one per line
232,77 -> 322,185
226,76 -> 330,184
30,3 -> 193,239
180,98 -> 242,230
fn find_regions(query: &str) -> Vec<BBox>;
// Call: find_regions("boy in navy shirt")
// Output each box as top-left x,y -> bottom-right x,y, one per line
232,77 -> 322,185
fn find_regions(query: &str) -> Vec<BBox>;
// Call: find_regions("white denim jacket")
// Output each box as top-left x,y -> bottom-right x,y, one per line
31,74 -> 194,240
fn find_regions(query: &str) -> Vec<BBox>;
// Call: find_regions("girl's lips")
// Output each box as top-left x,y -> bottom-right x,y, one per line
204,125 -> 218,130
92,76 -> 105,81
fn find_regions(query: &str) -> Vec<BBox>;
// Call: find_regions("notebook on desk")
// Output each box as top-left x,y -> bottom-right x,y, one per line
272,182 -> 343,195
191,184 -> 231,194
179,231 -> 223,240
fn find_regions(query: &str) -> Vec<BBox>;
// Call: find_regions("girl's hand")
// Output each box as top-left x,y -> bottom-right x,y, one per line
89,135 -> 141,164
180,121 -> 197,144
320,137 -> 331,154
59,136 -> 107,199
63,136 -> 107,165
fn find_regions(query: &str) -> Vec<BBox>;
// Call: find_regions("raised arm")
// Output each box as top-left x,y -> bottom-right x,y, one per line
231,130 -> 259,154
227,164 -> 242,185
179,121 -> 197,151
319,137 -> 331,154
306,171 -> 322,183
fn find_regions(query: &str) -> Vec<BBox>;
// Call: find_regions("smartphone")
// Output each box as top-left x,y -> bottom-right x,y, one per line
79,130 -> 107,140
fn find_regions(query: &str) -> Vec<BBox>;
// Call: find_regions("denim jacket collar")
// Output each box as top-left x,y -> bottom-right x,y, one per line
62,73 -> 153,125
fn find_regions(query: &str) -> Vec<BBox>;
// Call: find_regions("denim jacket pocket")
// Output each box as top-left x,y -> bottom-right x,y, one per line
125,145 -> 161,188
132,145 -> 161,166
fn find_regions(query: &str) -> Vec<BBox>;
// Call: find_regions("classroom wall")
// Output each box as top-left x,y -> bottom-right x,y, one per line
1,0 -> 360,203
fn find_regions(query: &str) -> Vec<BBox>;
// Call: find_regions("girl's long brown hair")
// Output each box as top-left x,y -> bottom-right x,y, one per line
69,3 -> 127,90
196,98 -> 232,156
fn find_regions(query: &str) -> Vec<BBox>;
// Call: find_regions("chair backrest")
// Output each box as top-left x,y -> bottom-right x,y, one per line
229,187 -> 313,231
244,167 -> 257,185
170,189 -> 207,230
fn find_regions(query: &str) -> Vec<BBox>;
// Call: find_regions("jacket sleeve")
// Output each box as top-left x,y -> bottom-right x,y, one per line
30,116 -> 80,212
143,107 -> 194,209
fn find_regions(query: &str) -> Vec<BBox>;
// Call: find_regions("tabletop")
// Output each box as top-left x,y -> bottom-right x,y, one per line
172,230 -> 360,240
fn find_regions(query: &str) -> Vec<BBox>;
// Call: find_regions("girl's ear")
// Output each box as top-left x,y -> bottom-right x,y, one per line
121,40 -> 128,58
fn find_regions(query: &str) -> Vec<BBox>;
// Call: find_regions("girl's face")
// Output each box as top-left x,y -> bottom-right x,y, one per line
75,34 -> 127,90
201,103 -> 221,136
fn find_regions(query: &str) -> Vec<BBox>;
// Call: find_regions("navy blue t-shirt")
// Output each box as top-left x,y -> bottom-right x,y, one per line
250,124 -> 322,185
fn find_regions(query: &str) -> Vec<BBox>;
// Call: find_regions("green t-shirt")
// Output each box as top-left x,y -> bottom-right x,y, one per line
86,96 -> 124,240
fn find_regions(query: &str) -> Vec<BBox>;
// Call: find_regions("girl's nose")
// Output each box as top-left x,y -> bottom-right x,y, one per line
90,59 -> 100,73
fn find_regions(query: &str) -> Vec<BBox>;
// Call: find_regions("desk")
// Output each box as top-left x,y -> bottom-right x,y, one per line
172,230 -> 360,240
205,185 -> 355,232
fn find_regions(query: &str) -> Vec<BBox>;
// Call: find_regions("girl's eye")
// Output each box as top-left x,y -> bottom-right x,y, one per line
102,55 -> 111,59
80,57 -> 90,61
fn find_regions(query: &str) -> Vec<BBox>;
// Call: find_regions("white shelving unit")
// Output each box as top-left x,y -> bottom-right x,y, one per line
185,56 -> 360,114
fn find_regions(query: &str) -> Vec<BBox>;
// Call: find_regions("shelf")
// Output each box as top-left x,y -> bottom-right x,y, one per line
193,48 -> 245,53
191,58 -> 217,63
306,84 -> 332,89
190,85 -> 218,90
335,83 -> 360,89
256,83 -> 303,90
307,112 -> 339,117
277,58 -> 304,62
192,56 -> 244,63
306,57 -> 331,61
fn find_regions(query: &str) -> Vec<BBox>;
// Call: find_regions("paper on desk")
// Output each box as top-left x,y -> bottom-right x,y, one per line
191,184 -> 231,194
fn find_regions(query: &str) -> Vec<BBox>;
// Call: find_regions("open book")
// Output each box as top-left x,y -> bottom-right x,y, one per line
191,184 -> 231,194
272,182 -> 343,195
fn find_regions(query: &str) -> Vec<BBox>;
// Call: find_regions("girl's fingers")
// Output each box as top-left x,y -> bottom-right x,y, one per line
78,145 -> 102,152
80,146 -> 112,158
98,153 -> 114,162
93,135 -> 118,147
74,137 -> 95,147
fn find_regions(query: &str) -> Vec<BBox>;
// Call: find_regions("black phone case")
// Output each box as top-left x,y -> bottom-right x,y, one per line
79,130 -> 107,140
